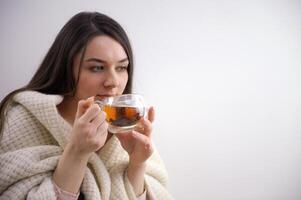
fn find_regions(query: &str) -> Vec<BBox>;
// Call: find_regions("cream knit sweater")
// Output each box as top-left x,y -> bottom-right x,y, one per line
0,91 -> 173,200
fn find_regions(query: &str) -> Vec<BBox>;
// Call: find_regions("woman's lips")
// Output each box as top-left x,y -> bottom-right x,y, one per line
95,94 -> 115,100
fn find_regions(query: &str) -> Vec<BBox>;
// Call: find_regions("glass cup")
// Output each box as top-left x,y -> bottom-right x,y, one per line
95,94 -> 147,133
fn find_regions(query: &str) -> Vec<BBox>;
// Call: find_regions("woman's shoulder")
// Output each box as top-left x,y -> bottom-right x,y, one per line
4,90 -> 64,128
0,91 -> 62,152
1,103 -> 57,153
13,90 -> 63,106
4,100 -> 34,126
9,90 -> 64,127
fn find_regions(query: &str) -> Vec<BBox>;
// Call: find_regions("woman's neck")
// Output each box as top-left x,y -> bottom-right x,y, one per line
57,96 -> 78,126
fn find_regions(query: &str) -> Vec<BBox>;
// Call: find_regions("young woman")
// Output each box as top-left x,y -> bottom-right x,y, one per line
0,11 -> 172,200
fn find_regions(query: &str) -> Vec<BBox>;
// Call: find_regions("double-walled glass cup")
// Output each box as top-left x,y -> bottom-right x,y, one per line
95,94 -> 147,133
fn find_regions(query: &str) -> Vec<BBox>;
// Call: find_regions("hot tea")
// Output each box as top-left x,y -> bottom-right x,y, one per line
95,94 -> 147,133
103,105 -> 143,128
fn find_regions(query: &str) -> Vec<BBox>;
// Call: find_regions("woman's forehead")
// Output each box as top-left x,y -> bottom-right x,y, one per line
84,35 -> 127,62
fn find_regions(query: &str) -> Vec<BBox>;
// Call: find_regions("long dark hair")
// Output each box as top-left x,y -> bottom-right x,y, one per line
0,11 -> 134,137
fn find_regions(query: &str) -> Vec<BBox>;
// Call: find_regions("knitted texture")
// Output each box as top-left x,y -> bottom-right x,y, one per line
0,91 -> 173,200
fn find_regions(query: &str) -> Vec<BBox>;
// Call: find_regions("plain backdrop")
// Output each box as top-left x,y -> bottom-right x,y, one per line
0,0 -> 300,199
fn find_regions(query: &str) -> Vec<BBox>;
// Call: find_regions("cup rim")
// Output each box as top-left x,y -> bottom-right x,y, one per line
94,93 -> 145,106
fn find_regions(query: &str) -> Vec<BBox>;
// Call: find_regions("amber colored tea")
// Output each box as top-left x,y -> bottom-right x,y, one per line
103,105 -> 143,128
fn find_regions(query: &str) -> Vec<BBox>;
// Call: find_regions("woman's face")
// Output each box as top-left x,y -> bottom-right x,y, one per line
73,35 -> 129,100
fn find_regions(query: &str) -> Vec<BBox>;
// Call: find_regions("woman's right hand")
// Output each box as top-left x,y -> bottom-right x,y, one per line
68,97 -> 108,157
53,97 -> 107,193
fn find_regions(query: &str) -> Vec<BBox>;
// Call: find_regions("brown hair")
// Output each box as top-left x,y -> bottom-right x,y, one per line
0,11 -> 134,138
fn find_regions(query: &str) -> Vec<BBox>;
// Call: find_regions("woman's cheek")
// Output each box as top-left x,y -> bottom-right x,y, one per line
77,76 -> 100,97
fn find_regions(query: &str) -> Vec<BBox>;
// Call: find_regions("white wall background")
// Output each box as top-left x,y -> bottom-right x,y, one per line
0,0 -> 300,199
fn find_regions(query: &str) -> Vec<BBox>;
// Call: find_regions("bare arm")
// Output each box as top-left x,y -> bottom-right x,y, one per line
53,98 -> 108,193
53,144 -> 90,194
127,161 -> 147,196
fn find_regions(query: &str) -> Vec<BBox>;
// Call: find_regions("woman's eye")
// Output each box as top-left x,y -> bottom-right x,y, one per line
90,66 -> 104,72
116,66 -> 128,72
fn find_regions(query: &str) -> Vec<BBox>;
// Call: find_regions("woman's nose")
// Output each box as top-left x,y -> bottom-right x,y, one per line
103,71 -> 119,88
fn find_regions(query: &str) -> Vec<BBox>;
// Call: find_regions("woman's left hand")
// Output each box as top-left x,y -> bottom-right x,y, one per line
116,106 -> 155,165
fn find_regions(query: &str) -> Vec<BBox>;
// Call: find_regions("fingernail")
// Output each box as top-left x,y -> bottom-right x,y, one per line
87,96 -> 95,101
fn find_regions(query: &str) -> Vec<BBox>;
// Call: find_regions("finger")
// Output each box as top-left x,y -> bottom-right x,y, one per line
91,111 -> 106,129
75,100 -> 85,119
135,118 -> 152,137
75,97 -> 94,119
93,127 -> 108,146
80,104 -> 100,122
147,106 -> 155,123
96,122 -> 108,137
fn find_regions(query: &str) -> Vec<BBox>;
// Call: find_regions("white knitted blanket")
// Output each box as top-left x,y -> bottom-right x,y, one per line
0,91 -> 173,200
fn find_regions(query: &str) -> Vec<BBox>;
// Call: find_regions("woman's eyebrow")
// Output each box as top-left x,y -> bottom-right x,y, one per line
118,58 -> 129,63
85,58 -> 105,63
85,58 -> 129,63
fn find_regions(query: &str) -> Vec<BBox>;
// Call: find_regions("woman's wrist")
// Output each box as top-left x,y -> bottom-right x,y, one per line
128,159 -> 147,169
53,143 -> 90,194
127,160 -> 146,196
128,159 -> 147,179
65,142 -> 91,161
